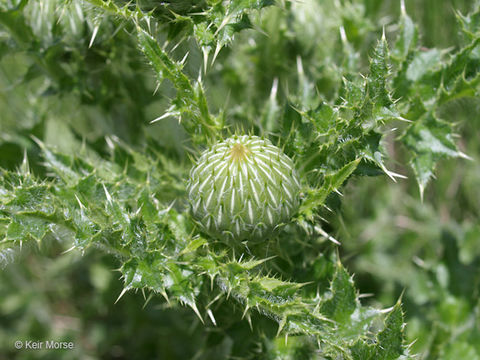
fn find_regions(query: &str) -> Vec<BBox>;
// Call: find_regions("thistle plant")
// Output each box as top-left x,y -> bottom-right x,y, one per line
1,0 -> 479,359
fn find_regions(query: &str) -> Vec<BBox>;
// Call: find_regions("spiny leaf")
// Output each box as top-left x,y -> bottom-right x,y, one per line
368,35 -> 393,107
442,36 -> 480,91
375,302 -> 407,360
194,0 -> 275,66
456,5 -> 480,40
320,263 -> 357,323
405,48 -> 443,83
391,5 -> 478,195
438,70 -> 480,105
401,112 -> 470,197
299,158 -> 360,220
138,27 -> 222,143
392,4 -> 418,62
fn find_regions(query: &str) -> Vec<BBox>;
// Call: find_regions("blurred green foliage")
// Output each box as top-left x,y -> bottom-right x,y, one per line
0,0 -> 479,359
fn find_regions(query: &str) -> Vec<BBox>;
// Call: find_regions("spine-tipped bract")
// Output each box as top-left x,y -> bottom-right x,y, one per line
187,135 -> 301,241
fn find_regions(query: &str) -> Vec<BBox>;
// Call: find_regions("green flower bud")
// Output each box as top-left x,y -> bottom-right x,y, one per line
186,135 -> 301,241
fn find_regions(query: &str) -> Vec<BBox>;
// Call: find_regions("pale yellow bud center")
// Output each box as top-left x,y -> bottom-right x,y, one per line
230,143 -> 250,162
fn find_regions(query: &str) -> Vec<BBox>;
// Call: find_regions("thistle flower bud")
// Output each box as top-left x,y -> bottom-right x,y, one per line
187,135 -> 301,241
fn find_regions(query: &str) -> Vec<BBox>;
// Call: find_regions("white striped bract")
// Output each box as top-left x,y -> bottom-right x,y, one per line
186,135 -> 301,241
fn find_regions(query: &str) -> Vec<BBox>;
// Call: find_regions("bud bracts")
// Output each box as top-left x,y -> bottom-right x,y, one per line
186,135 -> 301,241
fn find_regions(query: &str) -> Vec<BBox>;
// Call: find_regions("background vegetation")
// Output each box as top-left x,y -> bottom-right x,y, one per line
0,0 -> 479,359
